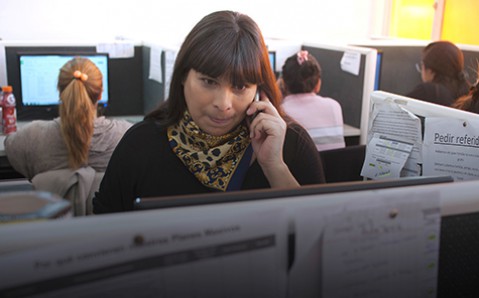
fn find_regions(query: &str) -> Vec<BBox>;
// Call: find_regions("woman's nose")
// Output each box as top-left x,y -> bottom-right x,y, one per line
213,88 -> 233,111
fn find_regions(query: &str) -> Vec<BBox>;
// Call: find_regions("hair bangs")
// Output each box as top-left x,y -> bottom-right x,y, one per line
189,34 -> 263,88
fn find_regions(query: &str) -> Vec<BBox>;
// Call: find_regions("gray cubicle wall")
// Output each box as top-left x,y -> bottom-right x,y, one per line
5,45 -> 144,120
301,45 -> 365,128
355,44 -> 479,96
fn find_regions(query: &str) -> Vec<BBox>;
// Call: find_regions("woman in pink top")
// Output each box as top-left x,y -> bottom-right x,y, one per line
280,50 -> 345,151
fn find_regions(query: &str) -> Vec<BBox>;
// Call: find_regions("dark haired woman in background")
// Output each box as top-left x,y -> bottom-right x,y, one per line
406,40 -> 470,106
280,50 -> 345,151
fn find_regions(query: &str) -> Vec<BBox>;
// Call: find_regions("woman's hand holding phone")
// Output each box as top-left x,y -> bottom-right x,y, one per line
246,89 -> 287,170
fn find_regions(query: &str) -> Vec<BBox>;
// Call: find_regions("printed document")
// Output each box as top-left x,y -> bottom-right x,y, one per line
0,207 -> 287,298
423,117 -> 479,181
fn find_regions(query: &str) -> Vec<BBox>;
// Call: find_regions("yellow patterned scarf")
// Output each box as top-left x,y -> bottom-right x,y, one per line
168,111 -> 251,191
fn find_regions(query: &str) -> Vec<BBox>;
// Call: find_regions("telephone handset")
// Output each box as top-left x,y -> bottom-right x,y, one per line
248,88 -> 261,122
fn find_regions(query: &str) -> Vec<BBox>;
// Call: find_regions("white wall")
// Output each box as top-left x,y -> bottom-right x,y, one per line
0,0 -> 388,45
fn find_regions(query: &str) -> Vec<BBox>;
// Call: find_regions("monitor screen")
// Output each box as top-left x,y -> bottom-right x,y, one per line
374,51 -> 383,90
268,51 -> 276,74
18,53 -> 109,107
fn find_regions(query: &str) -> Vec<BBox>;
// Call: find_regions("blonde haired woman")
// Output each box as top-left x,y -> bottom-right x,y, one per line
4,57 -> 132,179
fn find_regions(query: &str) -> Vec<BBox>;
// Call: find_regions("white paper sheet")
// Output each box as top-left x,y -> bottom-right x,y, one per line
365,102 -> 422,177
290,187 -> 441,298
163,50 -> 177,100
423,117 -> 479,181
0,208 -> 287,298
0,45 -> 7,86
96,42 -> 135,59
340,51 -> 361,76
322,190 -> 441,298
148,46 -> 163,83
361,133 -> 413,180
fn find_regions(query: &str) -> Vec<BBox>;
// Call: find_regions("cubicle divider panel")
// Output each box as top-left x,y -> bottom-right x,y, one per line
369,46 -> 423,96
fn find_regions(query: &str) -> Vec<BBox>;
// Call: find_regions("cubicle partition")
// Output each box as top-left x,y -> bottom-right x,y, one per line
301,43 -> 378,145
0,178 -> 478,297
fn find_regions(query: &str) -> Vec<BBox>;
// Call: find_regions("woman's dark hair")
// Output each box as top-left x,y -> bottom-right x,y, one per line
452,80 -> 479,114
422,41 -> 470,98
145,10 -> 281,126
281,52 -> 321,94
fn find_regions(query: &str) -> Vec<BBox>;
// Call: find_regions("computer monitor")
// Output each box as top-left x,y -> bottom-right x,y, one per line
374,50 -> 383,90
133,176 -> 453,211
364,90 -> 479,181
268,51 -> 276,74
16,53 -> 109,119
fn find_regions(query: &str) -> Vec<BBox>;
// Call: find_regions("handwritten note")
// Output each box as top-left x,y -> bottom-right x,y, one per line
361,133 -> 413,180
321,191 -> 441,297
340,51 -> 361,76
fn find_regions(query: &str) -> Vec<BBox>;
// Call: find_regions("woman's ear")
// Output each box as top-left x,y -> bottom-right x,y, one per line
314,79 -> 321,93
422,67 -> 435,83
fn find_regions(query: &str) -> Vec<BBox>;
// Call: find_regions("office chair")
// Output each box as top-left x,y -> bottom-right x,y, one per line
318,144 -> 366,183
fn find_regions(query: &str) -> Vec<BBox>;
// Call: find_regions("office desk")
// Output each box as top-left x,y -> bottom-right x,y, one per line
0,116 -> 144,180
343,124 -> 361,146
0,120 -> 361,179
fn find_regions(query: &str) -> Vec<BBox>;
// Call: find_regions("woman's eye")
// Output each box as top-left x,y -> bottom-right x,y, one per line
233,85 -> 247,91
201,78 -> 217,86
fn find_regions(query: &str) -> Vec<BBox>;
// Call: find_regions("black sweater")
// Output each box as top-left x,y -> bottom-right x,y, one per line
93,119 -> 325,213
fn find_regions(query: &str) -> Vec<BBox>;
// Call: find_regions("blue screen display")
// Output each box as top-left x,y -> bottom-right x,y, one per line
374,51 -> 382,91
19,54 -> 109,106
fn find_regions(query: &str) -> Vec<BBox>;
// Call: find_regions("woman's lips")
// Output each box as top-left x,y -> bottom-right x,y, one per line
210,116 -> 232,125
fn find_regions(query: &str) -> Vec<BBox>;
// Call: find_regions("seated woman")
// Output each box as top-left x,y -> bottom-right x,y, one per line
280,50 -> 345,151
4,57 -> 133,180
406,40 -> 470,106
93,10 -> 326,214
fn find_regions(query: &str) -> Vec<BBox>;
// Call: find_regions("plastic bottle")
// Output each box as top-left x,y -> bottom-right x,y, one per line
2,85 -> 17,134
0,87 -> 3,133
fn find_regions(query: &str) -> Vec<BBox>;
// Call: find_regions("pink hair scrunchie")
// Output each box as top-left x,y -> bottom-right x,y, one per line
297,50 -> 309,65
73,70 -> 88,82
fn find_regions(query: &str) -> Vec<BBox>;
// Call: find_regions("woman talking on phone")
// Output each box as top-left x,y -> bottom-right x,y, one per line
93,10 -> 325,213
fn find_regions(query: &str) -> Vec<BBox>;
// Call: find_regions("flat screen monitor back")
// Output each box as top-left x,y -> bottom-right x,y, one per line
134,176 -> 453,211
